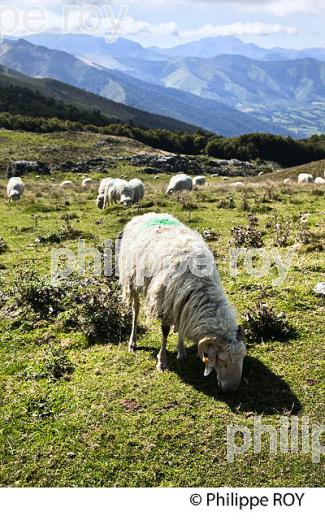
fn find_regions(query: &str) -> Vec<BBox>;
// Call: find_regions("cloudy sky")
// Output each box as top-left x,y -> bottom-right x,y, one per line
1,0 -> 325,48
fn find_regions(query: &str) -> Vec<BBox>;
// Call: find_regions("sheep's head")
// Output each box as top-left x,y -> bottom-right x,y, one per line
10,190 -> 21,201
96,194 -> 104,209
121,187 -> 133,207
198,327 -> 246,393
121,195 -> 132,207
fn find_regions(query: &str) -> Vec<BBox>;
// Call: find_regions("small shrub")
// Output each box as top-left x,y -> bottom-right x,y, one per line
240,191 -> 250,211
272,217 -> 292,247
231,215 -> 264,248
42,347 -> 74,380
297,221 -> 317,245
26,396 -> 54,420
244,303 -> 296,343
0,237 -> 7,254
61,282 -> 132,345
11,267 -> 68,319
217,196 -> 236,209
36,213 -> 93,245
261,186 -> 281,203
179,192 -> 198,212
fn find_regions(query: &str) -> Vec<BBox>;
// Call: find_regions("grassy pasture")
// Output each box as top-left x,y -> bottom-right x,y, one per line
0,130 -> 324,487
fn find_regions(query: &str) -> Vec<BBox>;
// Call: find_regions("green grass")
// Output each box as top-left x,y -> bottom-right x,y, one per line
0,130 -> 324,487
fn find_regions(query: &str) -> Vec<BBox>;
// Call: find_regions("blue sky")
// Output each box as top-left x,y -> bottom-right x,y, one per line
2,0 -> 325,49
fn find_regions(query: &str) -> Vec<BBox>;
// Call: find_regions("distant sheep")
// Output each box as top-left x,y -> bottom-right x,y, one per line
193,176 -> 206,187
7,177 -> 25,202
119,212 -> 246,393
315,177 -> 325,185
283,178 -> 291,185
60,181 -> 74,188
107,179 -> 134,207
129,179 -> 145,205
298,173 -> 313,184
82,178 -> 92,188
96,177 -> 116,209
166,174 -> 192,195
231,182 -> 245,188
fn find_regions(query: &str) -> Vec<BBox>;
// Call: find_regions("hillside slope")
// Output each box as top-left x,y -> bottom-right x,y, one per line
0,65 -> 200,132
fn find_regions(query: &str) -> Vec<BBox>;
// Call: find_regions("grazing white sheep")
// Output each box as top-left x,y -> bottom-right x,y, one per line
315,177 -> 325,185
166,174 -> 193,195
82,178 -> 92,188
129,178 -> 145,205
298,173 -> 313,184
231,182 -> 245,188
96,177 -> 116,209
7,177 -> 25,202
107,179 -> 134,207
60,181 -> 74,188
283,178 -> 291,185
193,176 -> 206,187
119,213 -> 246,393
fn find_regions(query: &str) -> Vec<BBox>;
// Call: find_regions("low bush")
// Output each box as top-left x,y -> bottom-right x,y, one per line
61,283 -> 132,346
244,303 -> 296,343
231,215 -> 264,248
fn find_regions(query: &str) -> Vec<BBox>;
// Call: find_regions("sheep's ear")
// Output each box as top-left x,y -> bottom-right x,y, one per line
237,326 -> 244,341
198,337 -> 218,376
204,365 -> 213,377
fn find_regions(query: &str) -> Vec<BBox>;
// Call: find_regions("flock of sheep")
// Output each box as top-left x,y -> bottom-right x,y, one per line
285,172 -> 325,185
7,169 -> 325,204
6,173 -> 208,204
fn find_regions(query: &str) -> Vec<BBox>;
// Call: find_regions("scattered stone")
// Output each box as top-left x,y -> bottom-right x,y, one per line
314,282 -> 325,296
7,160 -> 50,178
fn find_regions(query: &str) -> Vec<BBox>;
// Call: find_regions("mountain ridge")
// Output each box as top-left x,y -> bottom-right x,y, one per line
0,38 -> 288,137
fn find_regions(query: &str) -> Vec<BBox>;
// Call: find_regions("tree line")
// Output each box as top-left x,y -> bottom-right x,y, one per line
0,84 -> 325,167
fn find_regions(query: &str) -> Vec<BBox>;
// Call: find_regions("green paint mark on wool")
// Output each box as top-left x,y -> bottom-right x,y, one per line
143,216 -> 181,229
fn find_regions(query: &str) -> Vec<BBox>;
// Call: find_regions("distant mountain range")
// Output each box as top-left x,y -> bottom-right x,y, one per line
25,33 -> 325,63
150,36 -> 325,62
0,39 -> 287,137
20,34 -> 325,136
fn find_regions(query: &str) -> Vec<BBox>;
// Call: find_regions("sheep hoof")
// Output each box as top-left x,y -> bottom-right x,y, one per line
156,362 -> 168,372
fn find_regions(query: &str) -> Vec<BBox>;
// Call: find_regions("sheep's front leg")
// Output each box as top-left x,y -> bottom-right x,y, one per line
157,324 -> 170,371
176,337 -> 187,361
128,292 -> 140,353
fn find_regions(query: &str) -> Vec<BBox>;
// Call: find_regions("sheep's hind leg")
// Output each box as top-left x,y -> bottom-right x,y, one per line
176,337 -> 187,361
128,291 -> 140,353
157,324 -> 170,371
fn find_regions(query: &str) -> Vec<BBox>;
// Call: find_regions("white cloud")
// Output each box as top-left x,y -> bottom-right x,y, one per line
0,2 -> 301,41
120,18 -> 179,37
122,20 -> 297,39
181,22 -> 297,39
109,0 -> 325,16
244,0 -> 325,17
